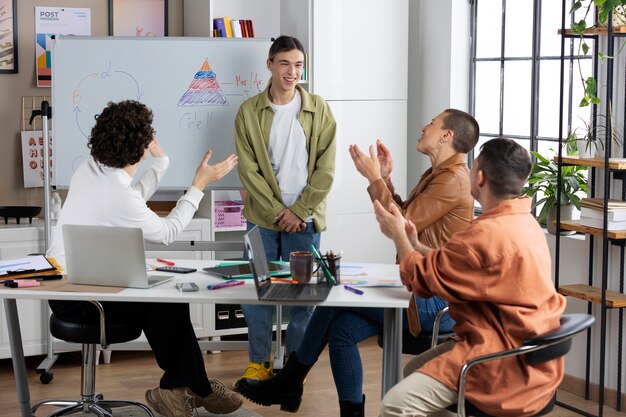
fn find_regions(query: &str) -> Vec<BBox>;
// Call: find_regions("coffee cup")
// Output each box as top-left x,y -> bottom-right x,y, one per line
290,251 -> 314,284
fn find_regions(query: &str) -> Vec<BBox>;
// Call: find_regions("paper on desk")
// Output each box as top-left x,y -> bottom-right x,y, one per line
339,263 -> 381,276
338,263 -> 402,287
0,255 -> 61,279
340,275 -> 402,287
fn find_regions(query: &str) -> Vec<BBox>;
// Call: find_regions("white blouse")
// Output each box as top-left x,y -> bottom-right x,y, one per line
47,156 -> 203,258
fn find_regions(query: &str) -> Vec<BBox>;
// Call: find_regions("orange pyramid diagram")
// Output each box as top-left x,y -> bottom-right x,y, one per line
178,58 -> 228,106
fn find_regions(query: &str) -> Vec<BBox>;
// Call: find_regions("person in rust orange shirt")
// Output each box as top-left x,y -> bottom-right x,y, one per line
374,137 -> 566,417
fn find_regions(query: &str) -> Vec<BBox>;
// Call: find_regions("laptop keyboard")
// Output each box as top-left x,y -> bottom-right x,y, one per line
267,284 -> 305,298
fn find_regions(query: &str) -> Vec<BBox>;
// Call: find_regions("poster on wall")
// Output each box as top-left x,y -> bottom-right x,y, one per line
21,131 -> 54,188
35,7 -> 91,87
110,0 -> 167,36
0,0 -> 17,73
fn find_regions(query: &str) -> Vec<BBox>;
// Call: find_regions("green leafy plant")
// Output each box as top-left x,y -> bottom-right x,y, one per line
570,0 -> 626,107
522,151 -> 588,224
566,114 -> 623,156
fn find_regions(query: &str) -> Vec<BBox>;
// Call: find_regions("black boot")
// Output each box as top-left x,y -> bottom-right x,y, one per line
237,352 -> 313,413
339,395 -> 365,417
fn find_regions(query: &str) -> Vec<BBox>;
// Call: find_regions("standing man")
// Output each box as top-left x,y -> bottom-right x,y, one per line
234,35 -> 337,387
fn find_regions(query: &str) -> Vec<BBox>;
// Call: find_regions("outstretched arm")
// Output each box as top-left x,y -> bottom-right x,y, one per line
191,150 -> 238,190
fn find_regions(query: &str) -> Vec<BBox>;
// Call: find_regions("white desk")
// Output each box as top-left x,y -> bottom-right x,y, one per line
0,260 -> 408,417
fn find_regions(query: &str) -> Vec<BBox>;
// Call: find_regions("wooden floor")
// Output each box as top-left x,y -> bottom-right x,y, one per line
0,338 -> 624,417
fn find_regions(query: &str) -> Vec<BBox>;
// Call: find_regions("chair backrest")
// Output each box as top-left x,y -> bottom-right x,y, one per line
524,313 -> 596,363
455,313 -> 595,417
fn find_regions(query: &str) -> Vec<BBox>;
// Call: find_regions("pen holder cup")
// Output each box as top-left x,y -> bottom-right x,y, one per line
316,255 -> 341,285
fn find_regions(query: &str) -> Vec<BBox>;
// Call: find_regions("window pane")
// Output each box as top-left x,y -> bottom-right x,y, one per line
474,137 -> 529,157
537,140 -> 561,157
537,60 -> 563,139
476,0 -> 502,58
475,61 -> 501,135
503,61 -> 532,137
540,0 -> 563,57
504,0 -> 533,57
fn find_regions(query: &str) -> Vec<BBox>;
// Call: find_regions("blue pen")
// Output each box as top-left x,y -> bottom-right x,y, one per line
344,285 -> 364,295
207,280 -> 245,290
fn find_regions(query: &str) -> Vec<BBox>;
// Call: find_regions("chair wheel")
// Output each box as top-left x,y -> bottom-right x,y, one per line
39,371 -> 54,384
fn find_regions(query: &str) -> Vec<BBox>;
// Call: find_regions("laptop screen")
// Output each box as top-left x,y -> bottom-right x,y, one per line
244,226 -> 272,292
63,224 -> 151,288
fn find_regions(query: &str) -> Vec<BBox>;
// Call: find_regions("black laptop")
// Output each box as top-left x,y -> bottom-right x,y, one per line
244,226 -> 333,302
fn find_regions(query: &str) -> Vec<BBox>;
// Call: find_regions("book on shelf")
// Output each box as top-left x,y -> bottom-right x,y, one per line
581,206 -> 626,221
223,17 -> 233,37
237,19 -> 254,37
231,19 -> 243,38
579,216 -> 626,230
213,17 -> 228,38
580,197 -> 626,210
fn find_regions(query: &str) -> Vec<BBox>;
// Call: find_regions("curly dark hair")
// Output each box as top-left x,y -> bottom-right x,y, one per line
88,100 -> 155,168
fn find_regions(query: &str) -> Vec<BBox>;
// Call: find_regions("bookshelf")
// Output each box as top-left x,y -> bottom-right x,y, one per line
555,6 -> 626,414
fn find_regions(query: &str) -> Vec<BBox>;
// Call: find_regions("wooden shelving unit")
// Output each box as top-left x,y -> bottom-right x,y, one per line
555,7 -> 626,416
557,220 -> 626,239
558,25 -> 626,35
557,156 -> 626,170
558,284 -> 626,308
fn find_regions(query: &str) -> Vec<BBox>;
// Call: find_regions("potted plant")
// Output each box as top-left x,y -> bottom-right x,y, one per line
566,114 -> 623,158
522,150 -> 588,234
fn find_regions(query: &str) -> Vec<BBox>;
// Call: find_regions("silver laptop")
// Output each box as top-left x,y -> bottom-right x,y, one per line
244,226 -> 333,302
63,224 -> 173,289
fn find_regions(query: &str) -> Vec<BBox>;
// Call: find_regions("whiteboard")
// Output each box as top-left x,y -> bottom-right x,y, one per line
52,36 -> 273,189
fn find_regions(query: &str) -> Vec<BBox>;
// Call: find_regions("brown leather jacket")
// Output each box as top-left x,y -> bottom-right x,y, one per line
367,153 -> 474,249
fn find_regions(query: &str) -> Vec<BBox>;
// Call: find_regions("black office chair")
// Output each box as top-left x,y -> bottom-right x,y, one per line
377,306 -> 455,354
447,313 -> 595,417
31,300 -> 154,417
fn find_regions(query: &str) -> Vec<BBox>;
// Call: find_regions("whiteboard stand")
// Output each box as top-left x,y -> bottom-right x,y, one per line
29,101 -> 58,384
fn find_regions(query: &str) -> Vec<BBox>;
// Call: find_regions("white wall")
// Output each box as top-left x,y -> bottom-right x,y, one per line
408,1 -> 472,193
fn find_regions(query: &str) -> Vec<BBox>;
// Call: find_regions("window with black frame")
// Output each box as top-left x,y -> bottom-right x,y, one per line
471,0 -> 595,155
470,0 -> 593,215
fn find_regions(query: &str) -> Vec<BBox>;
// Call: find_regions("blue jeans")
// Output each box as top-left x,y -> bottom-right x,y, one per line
241,222 -> 319,362
295,297 -> 454,403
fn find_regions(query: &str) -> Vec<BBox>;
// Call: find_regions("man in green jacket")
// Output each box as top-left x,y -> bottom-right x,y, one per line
234,35 -> 337,387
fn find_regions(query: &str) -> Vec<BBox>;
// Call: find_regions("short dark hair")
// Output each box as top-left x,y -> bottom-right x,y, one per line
442,109 -> 479,153
88,100 -> 155,168
268,35 -> 305,61
476,137 -> 532,198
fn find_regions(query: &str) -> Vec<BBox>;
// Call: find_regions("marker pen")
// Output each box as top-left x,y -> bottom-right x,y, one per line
4,279 -> 41,288
343,285 -> 364,295
156,258 -> 175,266
207,280 -> 245,290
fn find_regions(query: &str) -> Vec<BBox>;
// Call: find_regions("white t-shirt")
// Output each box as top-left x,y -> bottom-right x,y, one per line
47,156 -> 204,258
268,90 -> 309,209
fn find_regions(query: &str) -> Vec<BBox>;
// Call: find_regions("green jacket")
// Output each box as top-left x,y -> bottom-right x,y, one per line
234,84 -> 336,232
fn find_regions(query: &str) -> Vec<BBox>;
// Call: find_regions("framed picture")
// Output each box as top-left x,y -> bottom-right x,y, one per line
109,0 -> 168,37
0,0 -> 18,73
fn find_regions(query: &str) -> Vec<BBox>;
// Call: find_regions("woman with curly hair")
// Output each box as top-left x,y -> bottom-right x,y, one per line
47,100 -> 242,417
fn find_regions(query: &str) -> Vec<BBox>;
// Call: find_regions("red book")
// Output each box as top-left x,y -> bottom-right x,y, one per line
240,20 -> 247,37
248,20 -> 255,38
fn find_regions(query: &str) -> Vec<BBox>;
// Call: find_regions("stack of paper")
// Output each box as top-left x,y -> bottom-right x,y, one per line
579,198 -> 626,230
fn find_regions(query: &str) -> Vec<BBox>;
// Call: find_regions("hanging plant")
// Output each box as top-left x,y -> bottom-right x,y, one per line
570,0 -> 626,107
